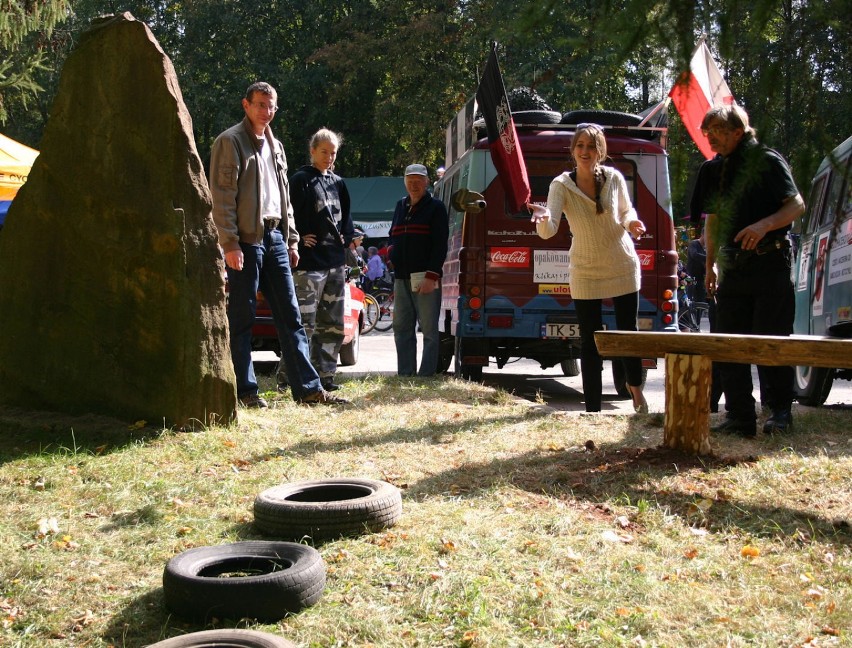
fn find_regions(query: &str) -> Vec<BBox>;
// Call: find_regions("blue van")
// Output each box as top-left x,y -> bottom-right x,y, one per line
792,135 -> 852,405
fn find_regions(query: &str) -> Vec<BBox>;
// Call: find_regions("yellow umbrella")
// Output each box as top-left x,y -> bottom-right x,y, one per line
1,133 -> 40,224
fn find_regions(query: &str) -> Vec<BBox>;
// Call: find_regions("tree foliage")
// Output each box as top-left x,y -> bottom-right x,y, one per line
2,0 -> 849,216
0,0 -> 69,123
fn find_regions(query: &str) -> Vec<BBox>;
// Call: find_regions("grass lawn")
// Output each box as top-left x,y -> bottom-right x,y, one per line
1,375 -> 849,647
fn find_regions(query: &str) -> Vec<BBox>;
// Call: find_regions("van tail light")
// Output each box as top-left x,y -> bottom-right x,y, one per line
661,300 -> 675,313
663,288 -> 674,300
468,296 -> 482,309
662,313 -> 674,325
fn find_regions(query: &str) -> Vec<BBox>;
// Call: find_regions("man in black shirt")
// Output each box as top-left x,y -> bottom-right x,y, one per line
697,105 -> 804,436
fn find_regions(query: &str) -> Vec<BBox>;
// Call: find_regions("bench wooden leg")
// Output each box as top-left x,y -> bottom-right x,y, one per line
663,353 -> 712,455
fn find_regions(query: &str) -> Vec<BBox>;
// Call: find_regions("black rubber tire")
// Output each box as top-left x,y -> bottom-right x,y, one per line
145,629 -> 297,647
794,365 -> 833,406
162,541 -> 325,622
511,109 -> 562,125
612,362 -> 647,399
338,319 -> 360,366
454,335 -> 483,382
560,358 -> 580,377
254,478 -> 402,541
560,109 -> 643,127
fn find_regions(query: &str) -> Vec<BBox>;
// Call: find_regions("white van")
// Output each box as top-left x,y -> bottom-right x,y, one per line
792,135 -> 852,405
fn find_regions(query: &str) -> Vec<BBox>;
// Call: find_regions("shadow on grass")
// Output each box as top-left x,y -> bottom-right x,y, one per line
99,588 -> 270,648
248,377 -> 852,547
0,407 -> 164,465
403,415 -> 852,547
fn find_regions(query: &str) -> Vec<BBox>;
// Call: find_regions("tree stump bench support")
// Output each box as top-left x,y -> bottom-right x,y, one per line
594,331 -> 852,455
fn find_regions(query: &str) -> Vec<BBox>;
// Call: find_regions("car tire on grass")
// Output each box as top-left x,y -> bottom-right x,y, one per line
146,628 -> 297,647
254,478 -> 402,541
162,541 -> 325,622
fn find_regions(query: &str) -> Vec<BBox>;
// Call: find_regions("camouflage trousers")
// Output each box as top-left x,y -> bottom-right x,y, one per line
277,266 -> 345,383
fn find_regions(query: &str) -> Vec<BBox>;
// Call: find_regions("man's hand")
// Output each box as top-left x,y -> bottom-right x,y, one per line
224,249 -> 244,271
288,247 -> 300,268
705,266 -> 718,297
418,277 -> 438,294
301,234 -> 317,248
733,223 -> 768,250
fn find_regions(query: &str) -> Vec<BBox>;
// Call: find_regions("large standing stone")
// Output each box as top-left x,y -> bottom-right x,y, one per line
0,13 -> 237,428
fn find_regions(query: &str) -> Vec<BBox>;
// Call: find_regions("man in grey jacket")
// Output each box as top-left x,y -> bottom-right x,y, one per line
210,81 -> 347,408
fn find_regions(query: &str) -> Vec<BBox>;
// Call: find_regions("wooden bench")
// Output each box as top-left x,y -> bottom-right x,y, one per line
594,331 -> 852,455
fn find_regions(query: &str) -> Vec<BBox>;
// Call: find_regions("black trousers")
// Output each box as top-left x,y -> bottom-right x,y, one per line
715,250 -> 795,419
575,291 -> 643,412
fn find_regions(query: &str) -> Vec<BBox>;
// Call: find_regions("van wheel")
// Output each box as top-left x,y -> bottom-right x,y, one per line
146,629 -> 296,647
560,110 -> 642,127
338,321 -> 360,366
612,362 -> 647,399
510,110 -> 562,125
162,541 -> 325,622
454,336 -> 483,382
794,365 -> 833,406
254,478 -> 403,541
561,358 -> 580,377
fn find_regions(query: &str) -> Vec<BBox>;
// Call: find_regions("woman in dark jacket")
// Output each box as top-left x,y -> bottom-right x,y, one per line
278,128 -> 355,392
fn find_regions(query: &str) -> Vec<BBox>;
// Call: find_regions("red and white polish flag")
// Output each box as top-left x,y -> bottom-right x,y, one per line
668,38 -> 735,159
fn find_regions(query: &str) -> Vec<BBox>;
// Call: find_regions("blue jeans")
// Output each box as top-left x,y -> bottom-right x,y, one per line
392,278 -> 441,376
226,229 -> 321,399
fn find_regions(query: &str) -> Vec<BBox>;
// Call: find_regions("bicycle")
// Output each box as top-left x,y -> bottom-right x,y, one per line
362,292 -> 381,334
678,297 -> 709,333
372,289 -> 395,332
676,270 -> 709,332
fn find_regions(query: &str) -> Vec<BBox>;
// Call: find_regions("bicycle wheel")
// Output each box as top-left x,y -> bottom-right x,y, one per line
374,291 -> 395,332
362,293 -> 380,334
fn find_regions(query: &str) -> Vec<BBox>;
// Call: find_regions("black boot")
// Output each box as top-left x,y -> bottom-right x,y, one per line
321,377 -> 341,392
763,409 -> 793,434
712,416 -> 757,438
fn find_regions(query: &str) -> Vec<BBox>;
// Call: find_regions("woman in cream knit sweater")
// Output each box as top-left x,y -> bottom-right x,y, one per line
530,124 -> 648,413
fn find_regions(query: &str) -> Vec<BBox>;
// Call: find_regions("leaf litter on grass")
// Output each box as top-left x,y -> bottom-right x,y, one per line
0,376 -> 849,647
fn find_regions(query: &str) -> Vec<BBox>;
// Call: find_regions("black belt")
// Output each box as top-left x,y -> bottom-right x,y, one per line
719,237 -> 790,269
264,219 -> 280,231
753,237 -> 790,255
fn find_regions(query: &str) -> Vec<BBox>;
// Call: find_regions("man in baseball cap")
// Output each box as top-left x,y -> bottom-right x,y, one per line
387,163 -> 449,376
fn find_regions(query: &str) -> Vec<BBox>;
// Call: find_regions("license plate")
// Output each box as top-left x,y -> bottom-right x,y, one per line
541,323 -> 581,339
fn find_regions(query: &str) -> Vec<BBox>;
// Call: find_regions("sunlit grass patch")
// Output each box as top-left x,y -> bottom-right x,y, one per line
0,376 -> 849,646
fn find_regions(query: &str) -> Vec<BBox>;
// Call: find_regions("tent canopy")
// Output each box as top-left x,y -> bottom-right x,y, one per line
343,176 -> 405,239
1,133 -> 39,225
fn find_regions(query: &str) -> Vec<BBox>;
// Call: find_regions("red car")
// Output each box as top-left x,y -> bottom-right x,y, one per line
251,279 -> 365,366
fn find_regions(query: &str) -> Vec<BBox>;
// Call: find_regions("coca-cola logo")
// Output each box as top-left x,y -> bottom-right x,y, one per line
490,247 -> 530,267
637,251 -> 655,270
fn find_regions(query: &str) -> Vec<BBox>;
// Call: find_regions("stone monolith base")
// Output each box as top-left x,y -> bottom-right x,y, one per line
0,13 -> 237,428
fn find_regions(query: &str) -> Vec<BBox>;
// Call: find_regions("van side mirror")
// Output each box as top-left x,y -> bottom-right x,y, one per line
451,188 -> 486,213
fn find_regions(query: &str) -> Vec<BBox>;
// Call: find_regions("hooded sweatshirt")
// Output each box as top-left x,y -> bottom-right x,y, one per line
289,164 -> 354,271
